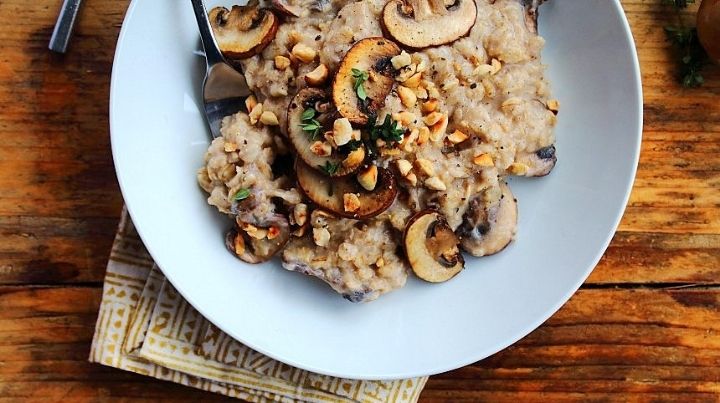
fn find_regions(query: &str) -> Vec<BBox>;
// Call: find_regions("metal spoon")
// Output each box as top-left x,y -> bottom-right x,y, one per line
190,0 -> 252,138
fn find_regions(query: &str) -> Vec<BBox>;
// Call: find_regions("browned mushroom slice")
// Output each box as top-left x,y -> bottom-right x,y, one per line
270,0 -> 302,17
457,182 -> 517,257
226,214 -> 290,264
404,210 -> 465,283
332,38 -> 400,125
287,88 -> 365,177
296,159 -> 397,219
514,145 -> 556,177
209,1 -> 279,60
382,0 -> 477,49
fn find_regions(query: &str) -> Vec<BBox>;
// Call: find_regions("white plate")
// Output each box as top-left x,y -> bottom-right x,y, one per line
110,0 -> 642,380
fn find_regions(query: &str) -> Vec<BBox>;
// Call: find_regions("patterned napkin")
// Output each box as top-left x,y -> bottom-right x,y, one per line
89,209 -> 428,402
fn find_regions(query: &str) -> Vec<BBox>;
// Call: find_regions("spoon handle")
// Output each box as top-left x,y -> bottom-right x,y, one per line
190,0 -> 226,66
49,0 -> 84,53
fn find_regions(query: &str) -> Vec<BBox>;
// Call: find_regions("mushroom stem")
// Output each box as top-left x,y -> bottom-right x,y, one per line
408,0 -> 434,20
428,0 -> 449,15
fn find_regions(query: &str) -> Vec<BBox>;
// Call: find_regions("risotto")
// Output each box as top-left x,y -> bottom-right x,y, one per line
198,0 -> 558,302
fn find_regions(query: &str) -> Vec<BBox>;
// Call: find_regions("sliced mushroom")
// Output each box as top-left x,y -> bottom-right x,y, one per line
287,88 -> 365,177
225,214 -> 290,264
457,182 -> 518,257
514,145 -> 556,177
295,159 -> 397,219
332,38 -> 401,125
382,0 -> 477,49
404,210 -> 465,283
270,0 -> 302,18
209,1 -> 279,60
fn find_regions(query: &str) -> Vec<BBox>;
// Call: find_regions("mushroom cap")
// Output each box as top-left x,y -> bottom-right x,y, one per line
286,88 -> 365,177
458,182 -> 518,256
404,210 -> 465,283
382,0 -> 477,49
225,214 -> 291,264
295,159 -> 397,220
209,2 -> 279,60
514,144 -> 557,177
332,37 -> 401,125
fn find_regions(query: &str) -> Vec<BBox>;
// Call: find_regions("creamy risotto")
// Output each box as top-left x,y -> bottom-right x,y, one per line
198,0 -> 558,302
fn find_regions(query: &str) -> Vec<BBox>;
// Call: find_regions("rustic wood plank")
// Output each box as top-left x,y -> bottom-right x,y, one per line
1,287 -> 718,401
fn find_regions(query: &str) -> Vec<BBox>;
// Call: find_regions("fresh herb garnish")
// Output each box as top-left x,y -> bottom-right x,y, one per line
368,114 -> 405,144
232,188 -> 251,201
320,161 -> 340,175
662,0 -> 707,87
300,107 -> 322,140
351,68 -> 369,101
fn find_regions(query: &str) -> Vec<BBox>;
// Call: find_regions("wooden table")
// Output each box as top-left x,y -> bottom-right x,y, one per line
1,1 -> 718,401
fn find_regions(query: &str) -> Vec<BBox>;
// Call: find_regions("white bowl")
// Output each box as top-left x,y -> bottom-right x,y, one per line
110,0 -> 642,379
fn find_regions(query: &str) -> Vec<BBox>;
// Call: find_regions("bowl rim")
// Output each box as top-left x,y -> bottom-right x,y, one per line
109,0 -> 643,380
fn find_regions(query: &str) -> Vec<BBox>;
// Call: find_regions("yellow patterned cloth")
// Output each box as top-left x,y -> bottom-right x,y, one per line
89,209 -> 428,402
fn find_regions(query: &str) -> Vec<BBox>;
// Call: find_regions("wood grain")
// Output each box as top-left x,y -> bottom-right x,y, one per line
1,287 -> 718,401
0,0 -> 718,401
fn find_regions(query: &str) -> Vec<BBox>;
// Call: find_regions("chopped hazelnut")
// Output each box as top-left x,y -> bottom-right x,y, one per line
417,126 -> 430,145
310,141 -> 332,157
396,64 -> 417,82
357,165 -> 379,191
249,103 -> 263,125
490,58 -> 502,75
403,72 -> 422,88
267,226 -> 281,240
508,162 -> 529,176
313,227 -> 330,247
343,147 -> 366,168
293,203 -> 308,226
305,64 -> 329,86
474,64 -> 493,77
332,118 -> 353,146
291,43 -> 317,63
245,95 -> 258,112
425,176 -> 447,191
391,111 -> 414,127
421,99 -> 438,114
398,85 -> 417,108
396,159 -> 413,176
403,129 -> 419,152
423,112 -> 444,126
260,110 -> 279,126
429,114 -> 449,142
391,51 -> 412,69
405,172 -> 418,186
414,158 -> 436,177
242,223 -> 268,240
447,130 -> 469,144
274,55 -> 291,70
473,153 -> 494,167
343,193 -> 361,212
414,86 -> 429,100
